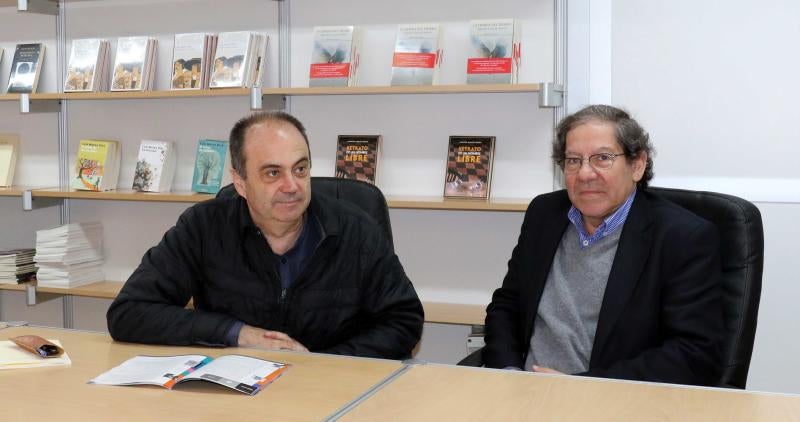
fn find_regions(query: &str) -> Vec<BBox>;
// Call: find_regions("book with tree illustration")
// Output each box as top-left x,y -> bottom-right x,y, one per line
191,139 -> 230,194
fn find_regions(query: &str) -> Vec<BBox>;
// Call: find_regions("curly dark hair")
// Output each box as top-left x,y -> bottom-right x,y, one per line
229,111 -> 310,179
553,105 -> 655,188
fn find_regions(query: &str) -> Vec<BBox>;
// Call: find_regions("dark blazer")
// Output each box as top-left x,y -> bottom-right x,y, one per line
483,189 -> 724,386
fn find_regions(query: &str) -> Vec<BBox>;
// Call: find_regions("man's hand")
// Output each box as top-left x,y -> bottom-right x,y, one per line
532,365 -> 563,374
237,325 -> 308,352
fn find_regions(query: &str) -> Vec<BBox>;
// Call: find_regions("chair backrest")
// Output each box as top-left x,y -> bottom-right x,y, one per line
650,187 -> 764,389
215,177 -> 394,248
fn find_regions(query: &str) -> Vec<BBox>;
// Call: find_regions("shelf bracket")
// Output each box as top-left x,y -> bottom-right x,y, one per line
252,90 -> 286,111
22,190 -> 61,211
19,94 -> 60,114
538,82 -> 565,108
17,0 -> 58,15
25,284 -> 62,306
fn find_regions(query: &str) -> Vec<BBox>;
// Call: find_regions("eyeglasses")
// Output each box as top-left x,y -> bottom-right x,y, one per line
558,153 -> 625,174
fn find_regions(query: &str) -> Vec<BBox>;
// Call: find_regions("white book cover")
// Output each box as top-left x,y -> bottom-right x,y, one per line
132,140 -> 175,192
111,36 -> 149,91
390,23 -> 442,86
0,134 -> 19,187
467,19 -> 520,84
309,26 -> 356,87
171,33 -> 206,90
65,38 -> 104,92
210,31 -> 253,88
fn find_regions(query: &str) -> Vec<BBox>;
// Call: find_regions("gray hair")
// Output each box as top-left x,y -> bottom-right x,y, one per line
553,104 -> 655,188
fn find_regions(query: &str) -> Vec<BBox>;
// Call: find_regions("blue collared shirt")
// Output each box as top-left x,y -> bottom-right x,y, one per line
567,189 -> 636,249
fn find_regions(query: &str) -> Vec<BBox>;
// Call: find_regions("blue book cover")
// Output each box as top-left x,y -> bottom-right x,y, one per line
191,139 -> 229,194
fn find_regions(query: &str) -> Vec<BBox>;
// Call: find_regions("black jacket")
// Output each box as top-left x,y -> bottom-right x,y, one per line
484,189 -> 723,385
107,191 -> 424,359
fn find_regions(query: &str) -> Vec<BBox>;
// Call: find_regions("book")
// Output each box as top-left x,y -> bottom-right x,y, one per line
34,222 -> 104,288
111,36 -> 156,91
0,133 -> 20,187
64,38 -> 110,92
467,19 -> 521,84
0,339 -> 71,370
132,140 -> 176,192
390,23 -> 442,86
89,354 -> 289,396
0,248 -> 36,285
6,43 -> 46,93
171,33 -> 217,90
443,136 -> 496,199
335,135 -> 382,185
191,139 -> 230,194
71,139 -> 121,192
209,31 -> 265,89
309,26 -> 361,87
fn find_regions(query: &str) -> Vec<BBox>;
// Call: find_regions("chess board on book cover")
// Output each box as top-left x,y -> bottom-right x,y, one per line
443,136 -> 496,200
335,135 -> 382,185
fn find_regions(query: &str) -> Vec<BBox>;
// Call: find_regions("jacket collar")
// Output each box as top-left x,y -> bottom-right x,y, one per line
233,191 -> 337,240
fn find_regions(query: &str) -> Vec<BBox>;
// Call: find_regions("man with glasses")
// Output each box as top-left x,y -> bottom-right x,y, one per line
482,105 -> 723,386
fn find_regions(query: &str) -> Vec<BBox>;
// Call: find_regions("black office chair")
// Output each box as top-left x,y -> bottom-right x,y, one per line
215,176 -> 393,248
458,187 -> 764,389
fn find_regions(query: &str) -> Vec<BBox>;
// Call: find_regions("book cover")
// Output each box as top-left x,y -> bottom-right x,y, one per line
0,133 -> 20,187
467,19 -> 520,84
209,31 -> 252,88
443,136 -> 496,199
6,43 -> 46,94
335,135 -> 382,185
309,26 -> 356,87
71,139 -> 117,191
191,139 -> 230,194
111,36 -> 149,91
89,354 -> 289,396
64,38 -> 103,92
390,23 -> 442,86
171,33 -> 205,90
132,140 -> 175,192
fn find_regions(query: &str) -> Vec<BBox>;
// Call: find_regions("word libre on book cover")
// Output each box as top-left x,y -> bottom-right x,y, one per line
89,354 -> 289,396
335,135 -> 382,185
443,136 -> 496,200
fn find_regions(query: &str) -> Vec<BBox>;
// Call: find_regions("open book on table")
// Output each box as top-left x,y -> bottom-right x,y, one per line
89,354 -> 289,396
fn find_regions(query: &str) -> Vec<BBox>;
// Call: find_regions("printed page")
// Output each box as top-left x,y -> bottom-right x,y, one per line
184,354 -> 288,395
89,354 -> 209,387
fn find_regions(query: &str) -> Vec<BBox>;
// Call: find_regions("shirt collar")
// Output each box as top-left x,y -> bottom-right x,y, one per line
567,188 -> 637,249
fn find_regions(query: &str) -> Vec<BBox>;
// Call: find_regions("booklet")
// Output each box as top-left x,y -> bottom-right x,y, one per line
89,354 -> 289,396
0,339 -> 72,370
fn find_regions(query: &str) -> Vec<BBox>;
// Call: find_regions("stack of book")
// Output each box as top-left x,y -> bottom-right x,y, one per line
390,23 -> 442,86
64,38 -> 111,92
209,31 -> 268,89
171,33 -> 218,90
34,222 -> 104,288
0,249 -> 37,285
110,36 -> 157,92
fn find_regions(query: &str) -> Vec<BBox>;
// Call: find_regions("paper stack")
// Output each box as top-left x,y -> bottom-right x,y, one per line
34,222 -> 104,288
0,249 -> 36,285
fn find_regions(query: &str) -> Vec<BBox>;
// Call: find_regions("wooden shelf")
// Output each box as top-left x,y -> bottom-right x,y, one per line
0,84 -> 540,103
0,186 -> 25,197
1,281 -> 487,324
387,196 -> 530,212
30,188 -> 214,203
